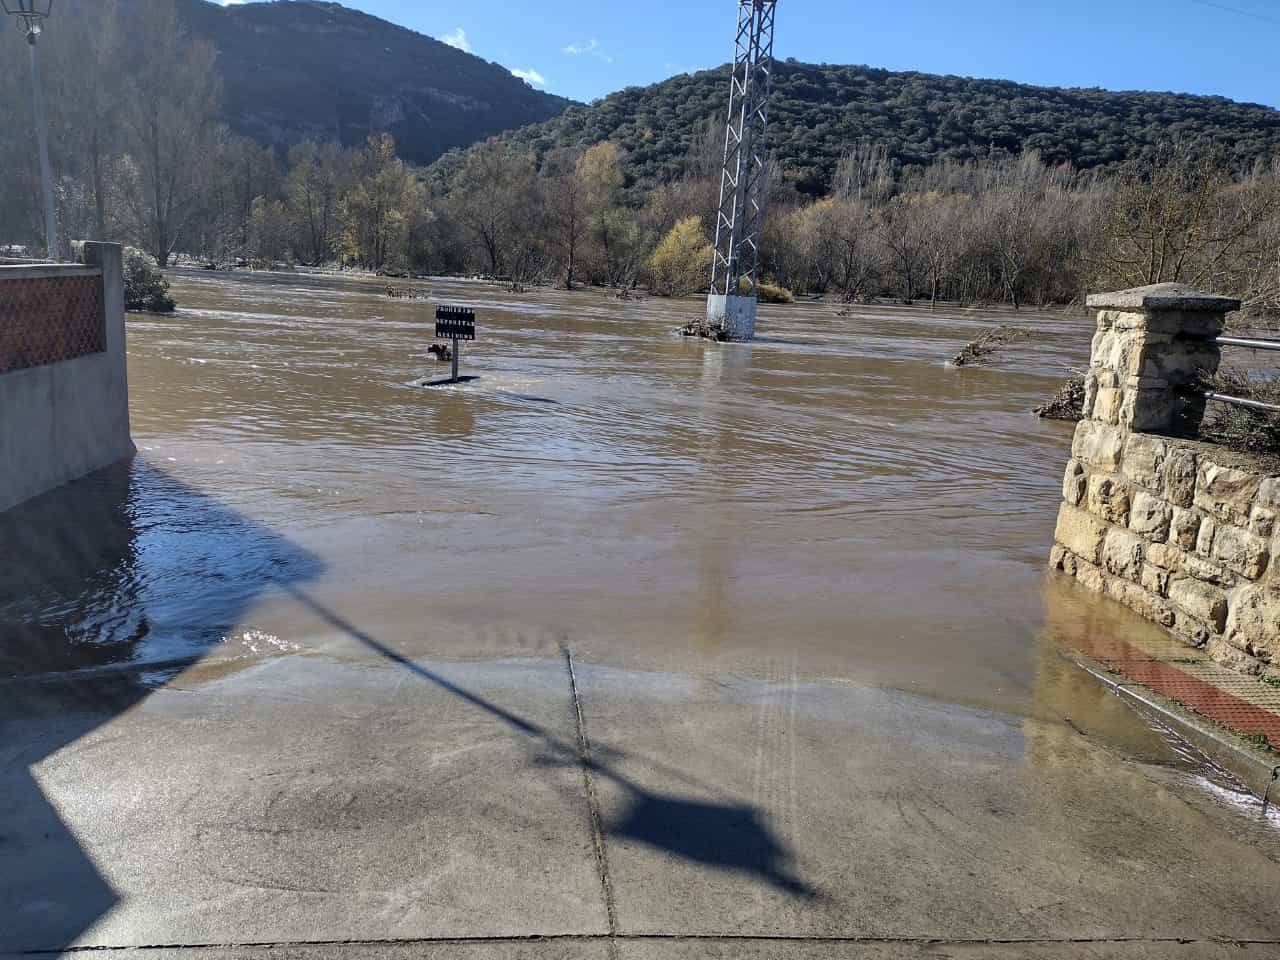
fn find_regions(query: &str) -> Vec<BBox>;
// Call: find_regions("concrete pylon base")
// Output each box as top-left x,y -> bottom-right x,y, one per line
706,294 -> 757,342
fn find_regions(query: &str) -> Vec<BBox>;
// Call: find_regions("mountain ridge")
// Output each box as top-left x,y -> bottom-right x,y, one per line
170,0 -> 574,165
428,59 -> 1280,195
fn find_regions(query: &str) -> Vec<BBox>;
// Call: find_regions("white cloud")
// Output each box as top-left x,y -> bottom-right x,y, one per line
563,38 -> 614,64
441,28 -> 473,54
510,67 -> 549,87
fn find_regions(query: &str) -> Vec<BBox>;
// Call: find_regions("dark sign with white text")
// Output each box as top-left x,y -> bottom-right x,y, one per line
435,305 -> 476,341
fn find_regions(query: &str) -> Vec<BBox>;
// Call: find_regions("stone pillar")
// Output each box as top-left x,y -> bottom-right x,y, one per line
1082,283 -> 1239,436
1050,283 -> 1280,673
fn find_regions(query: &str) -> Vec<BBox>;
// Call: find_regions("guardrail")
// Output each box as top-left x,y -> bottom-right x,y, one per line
1202,334 -> 1280,415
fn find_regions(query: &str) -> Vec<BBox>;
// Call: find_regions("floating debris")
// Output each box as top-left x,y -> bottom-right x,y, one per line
950,325 -> 1032,367
386,286 -> 431,300
1035,374 -> 1087,421
679,316 -> 732,341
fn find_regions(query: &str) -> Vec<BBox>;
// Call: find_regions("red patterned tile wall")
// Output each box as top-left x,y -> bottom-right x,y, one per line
0,274 -> 105,375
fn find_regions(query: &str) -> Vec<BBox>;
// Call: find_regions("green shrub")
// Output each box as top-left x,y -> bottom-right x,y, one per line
748,280 -> 795,304
648,216 -> 712,297
123,247 -> 176,313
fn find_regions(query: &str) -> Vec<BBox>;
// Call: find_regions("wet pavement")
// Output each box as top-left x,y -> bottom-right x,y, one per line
2,270 -> 1279,956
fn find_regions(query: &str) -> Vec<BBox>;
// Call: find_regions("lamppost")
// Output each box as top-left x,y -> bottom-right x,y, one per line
3,0 -> 58,261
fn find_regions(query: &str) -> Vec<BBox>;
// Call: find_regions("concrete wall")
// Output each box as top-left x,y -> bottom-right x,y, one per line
0,242 -> 134,513
1050,283 -> 1279,677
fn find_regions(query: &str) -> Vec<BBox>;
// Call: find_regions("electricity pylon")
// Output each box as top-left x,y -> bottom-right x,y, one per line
706,0 -> 777,342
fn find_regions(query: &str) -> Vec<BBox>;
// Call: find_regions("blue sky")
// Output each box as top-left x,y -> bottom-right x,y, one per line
224,0 -> 1280,107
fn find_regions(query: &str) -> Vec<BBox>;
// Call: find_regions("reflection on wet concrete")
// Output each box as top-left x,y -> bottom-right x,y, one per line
0,463 -> 146,677
0,461 -> 322,951
1035,579 -> 1280,858
0,459 -> 322,678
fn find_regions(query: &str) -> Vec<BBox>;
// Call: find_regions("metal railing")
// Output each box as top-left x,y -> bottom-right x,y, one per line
1202,334 -> 1280,415
1215,335 -> 1280,353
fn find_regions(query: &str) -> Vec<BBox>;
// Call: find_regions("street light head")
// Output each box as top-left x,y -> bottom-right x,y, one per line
1,0 -> 54,14
2,0 -> 52,40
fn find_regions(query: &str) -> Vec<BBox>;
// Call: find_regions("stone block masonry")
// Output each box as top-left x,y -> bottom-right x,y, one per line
0,243 -> 134,513
1050,284 -> 1279,677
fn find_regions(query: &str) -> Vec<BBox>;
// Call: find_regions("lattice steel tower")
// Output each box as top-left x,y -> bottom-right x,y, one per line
706,0 -> 777,342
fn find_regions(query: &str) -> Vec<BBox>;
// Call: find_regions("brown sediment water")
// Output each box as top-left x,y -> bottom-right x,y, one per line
0,269 -> 1184,714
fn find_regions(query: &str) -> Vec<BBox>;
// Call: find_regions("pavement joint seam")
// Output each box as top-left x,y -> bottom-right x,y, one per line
561,644 -> 618,950
10,934 -> 1280,955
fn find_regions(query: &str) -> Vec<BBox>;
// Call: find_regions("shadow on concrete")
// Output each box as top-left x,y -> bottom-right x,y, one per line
0,458 -> 323,953
283,586 -> 815,899
2,460 -> 808,954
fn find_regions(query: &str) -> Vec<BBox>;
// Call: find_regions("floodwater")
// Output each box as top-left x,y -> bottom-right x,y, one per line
0,269 -> 1189,710
9,269 -> 1280,950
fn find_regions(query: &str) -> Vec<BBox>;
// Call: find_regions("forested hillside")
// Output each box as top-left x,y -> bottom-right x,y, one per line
169,0 -> 572,165
430,61 -> 1280,196
7,0 -> 1280,320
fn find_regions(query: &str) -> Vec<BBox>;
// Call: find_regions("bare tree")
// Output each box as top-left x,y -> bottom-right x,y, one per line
116,0 -> 221,264
913,191 -> 964,309
878,196 -> 927,302
287,141 -> 347,265
448,142 -> 539,277
542,147 -> 587,289
1092,143 -> 1277,295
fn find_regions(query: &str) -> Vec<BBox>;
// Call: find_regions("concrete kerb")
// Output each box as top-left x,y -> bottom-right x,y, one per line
1064,648 -> 1279,802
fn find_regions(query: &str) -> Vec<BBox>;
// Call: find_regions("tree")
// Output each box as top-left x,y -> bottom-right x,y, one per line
122,247 -> 176,312
912,191 -> 964,308
649,216 -> 712,296
116,0 -> 221,265
448,141 -> 539,276
339,133 -> 421,271
578,142 -> 631,286
543,147 -> 587,289
248,197 -> 291,266
821,198 -> 882,302
287,141 -> 346,265
983,153 -> 1055,310
1094,144 -> 1278,295
61,0 -> 124,240
878,196 -> 927,302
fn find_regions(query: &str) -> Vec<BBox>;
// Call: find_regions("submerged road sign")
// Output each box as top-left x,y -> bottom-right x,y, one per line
435,305 -> 475,341
435,304 -> 476,383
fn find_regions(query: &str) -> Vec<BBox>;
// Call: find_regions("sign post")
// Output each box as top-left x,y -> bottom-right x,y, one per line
435,305 -> 476,384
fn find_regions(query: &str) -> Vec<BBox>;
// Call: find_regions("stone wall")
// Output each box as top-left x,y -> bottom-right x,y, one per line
0,243 -> 134,514
1051,428 -> 1278,674
1050,283 -> 1279,677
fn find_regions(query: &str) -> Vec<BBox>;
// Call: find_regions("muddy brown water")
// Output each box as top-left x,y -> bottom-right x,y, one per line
2,268 -> 1187,713
8,268 -> 1280,946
